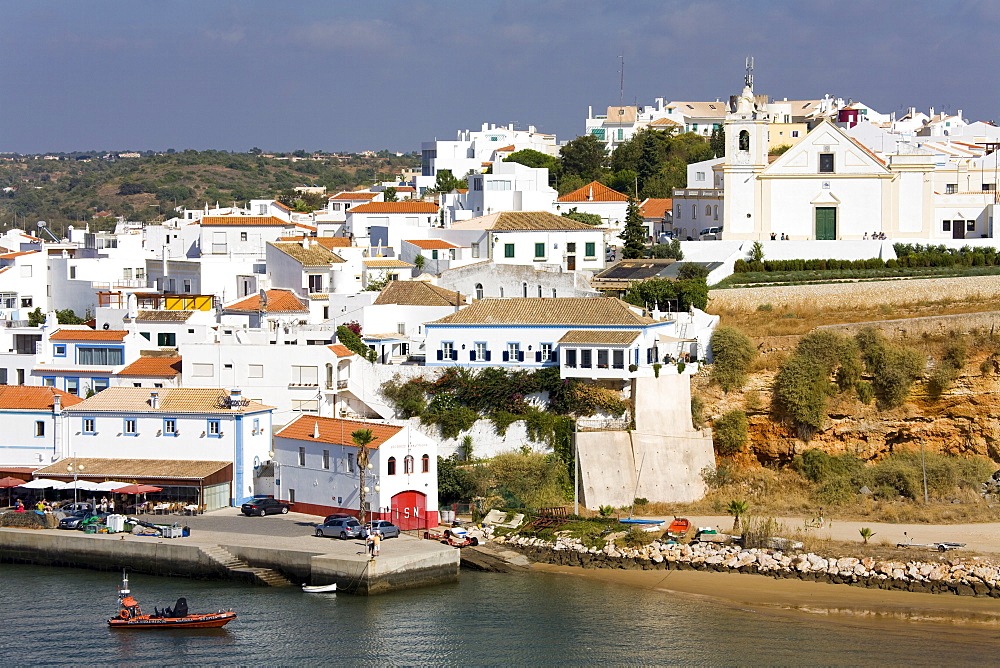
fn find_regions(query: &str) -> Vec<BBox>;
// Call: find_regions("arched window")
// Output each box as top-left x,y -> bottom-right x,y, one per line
537,285 -> 542,297
705,205 -> 711,217
738,130 -> 750,151
387,456 -> 396,475
713,205 -> 719,220
692,205 -> 697,219
499,286 -> 504,298
421,454 -> 429,473
552,288 -> 557,298
475,283 -> 484,300
404,455 -> 414,474
522,282 -> 528,298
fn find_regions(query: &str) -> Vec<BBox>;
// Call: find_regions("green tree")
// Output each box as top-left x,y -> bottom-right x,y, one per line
748,241 -> 764,263
727,500 -> 749,532
504,149 -> 560,185
351,428 -> 376,524
621,198 -> 646,259
561,208 -> 602,226
27,307 -> 45,327
383,187 -> 398,202
649,239 -> 683,260
413,254 -> 426,271
432,169 -> 465,192
710,126 -> 725,156
559,134 -> 606,182
709,327 -> 756,392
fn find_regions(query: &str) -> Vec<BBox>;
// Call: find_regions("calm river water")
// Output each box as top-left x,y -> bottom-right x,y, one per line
2,563 -> 998,665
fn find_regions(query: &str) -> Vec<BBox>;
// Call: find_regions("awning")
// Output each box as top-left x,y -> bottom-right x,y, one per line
34,459 -> 232,487
657,334 -> 697,345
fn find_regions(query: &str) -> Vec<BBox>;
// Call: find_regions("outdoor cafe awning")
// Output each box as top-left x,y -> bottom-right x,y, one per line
33,458 -> 232,488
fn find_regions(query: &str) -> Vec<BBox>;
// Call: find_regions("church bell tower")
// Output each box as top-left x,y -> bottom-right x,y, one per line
723,58 -> 769,239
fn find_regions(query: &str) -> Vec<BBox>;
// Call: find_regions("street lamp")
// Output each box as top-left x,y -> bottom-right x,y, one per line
67,461 -> 84,505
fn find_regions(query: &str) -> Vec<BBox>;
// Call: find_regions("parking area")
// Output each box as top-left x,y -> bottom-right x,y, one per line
138,508 -> 327,539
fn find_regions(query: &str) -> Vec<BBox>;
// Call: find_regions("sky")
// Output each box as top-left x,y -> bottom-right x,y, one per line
2,0 -> 998,154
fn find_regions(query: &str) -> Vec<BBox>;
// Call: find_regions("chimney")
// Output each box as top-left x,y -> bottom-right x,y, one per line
230,388 -> 242,406
150,391 -> 159,410
313,421 -> 320,439
52,394 -> 61,414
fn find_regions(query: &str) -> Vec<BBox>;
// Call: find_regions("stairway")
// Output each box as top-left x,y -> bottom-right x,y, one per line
201,545 -> 293,587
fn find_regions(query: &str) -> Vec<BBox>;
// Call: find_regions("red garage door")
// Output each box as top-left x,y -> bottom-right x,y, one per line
391,490 -> 427,531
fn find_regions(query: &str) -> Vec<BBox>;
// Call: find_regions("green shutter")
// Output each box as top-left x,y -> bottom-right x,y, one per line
585,242 -> 595,257
504,243 -> 515,258
534,242 -> 545,258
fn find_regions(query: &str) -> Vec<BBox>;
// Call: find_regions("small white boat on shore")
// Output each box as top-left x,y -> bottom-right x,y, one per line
301,583 -> 337,593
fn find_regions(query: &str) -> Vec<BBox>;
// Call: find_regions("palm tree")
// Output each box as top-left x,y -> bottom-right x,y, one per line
351,428 -> 376,524
727,500 -> 749,532
859,527 -> 876,544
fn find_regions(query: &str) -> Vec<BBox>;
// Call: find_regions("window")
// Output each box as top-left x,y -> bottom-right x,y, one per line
124,418 -> 137,436
967,220 -> 976,232
42,377 -> 55,387
440,341 -> 455,361
207,419 -> 221,438
473,342 -> 488,362
471,242 -> 480,258
984,184 -> 996,192
613,350 -> 625,369
565,349 -> 577,367
253,418 -> 260,434
705,205 -> 712,217
567,242 -> 576,253
597,349 -> 609,369
397,322 -> 406,335
322,449 -> 330,470
422,454 -> 430,473
140,332 -> 151,341
92,378 -> 109,393
475,283 -> 484,300
540,343 -> 553,362
504,243 -> 515,258
404,455 -> 414,474
83,418 -> 96,434
714,205 -> 718,220
182,279 -> 192,293
534,242 -> 545,259
289,488 -> 296,503
157,332 -> 176,347
942,220 -> 952,232
53,344 -> 66,357
692,205 -> 697,219
298,447 -> 306,466
387,456 -> 396,475
522,282 -> 528,298
78,347 -> 124,365
537,285 -> 542,298
248,364 -> 264,378
348,453 -> 355,473
738,130 -> 749,151
240,231 -> 248,242
20,297 -> 32,308
472,178 -> 483,191
791,130 -> 800,138
819,153 -> 834,173
34,421 -> 44,437
585,242 -> 596,258
696,171 -> 705,181
0,293 -> 14,309
292,399 -> 319,412
291,366 -> 319,385
505,342 -> 522,362
308,275 -> 323,293
191,363 -> 214,377
0,368 -> 5,384
163,418 -> 177,436
581,349 -> 592,368
499,286 -> 504,298
69,266 -> 77,279
66,378 -> 79,396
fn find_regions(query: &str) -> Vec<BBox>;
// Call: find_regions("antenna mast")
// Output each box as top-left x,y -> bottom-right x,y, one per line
619,53 -> 625,108
745,56 -> 754,90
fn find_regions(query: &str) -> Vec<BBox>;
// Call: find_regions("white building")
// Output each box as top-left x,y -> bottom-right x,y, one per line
419,122 -> 558,186
270,415 -> 439,528
0,386 -> 82,467
556,181 -> 629,242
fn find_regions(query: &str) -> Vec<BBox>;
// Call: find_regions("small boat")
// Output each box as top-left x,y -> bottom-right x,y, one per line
108,572 -> 236,629
666,518 -> 691,539
301,583 -> 338,593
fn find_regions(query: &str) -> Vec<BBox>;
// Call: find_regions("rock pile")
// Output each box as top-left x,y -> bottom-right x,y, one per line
493,534 -> 1000,597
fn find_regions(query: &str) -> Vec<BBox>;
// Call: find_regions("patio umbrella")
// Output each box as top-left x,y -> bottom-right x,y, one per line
0,476 -> 25,507
63,480 -> 100,491
112,484 -> 162,494
93,481 -> 130,492
18,479 -> 68,489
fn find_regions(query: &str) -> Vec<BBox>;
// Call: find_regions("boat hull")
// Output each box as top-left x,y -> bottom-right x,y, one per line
302,583 -> 337,593
108,612 -> 237,629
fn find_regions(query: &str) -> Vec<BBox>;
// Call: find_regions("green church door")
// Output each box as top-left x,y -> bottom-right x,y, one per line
815,207 -> 837,240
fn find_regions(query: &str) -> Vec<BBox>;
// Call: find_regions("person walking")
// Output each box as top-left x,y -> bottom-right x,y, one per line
372,529 -> 382,558
366,529 -> 375,558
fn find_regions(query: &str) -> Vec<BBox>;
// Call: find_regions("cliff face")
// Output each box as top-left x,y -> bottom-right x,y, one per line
694,365 -> 1000,465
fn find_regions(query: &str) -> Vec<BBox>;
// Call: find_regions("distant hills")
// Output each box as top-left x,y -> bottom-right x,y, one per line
0,150 -> 419,236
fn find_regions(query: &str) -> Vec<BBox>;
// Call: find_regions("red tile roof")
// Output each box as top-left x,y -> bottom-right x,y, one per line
200,216 -> 290,226
641,198 -> 673,219
0,250 -> 41,260
347,202 -> 440,214
395,186 -> 416,192
284,235 -> 352,248
116,357 -> 182,377
405,239 -> 459,250
329,192 -> 380,201
275,414 -> 400,448
497,145 -> 516,152
225,289 -> 308,313
49,329 -> 127,341
272,201 -> 292,211
558,181 -> 629,202
0,386 -> 83,410
327,344 -> 356,357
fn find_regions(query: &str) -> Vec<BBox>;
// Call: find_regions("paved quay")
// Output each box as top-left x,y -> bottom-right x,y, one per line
0,510 -> 459,595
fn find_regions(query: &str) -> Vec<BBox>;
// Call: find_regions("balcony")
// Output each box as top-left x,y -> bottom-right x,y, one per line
325,379 -> 349,390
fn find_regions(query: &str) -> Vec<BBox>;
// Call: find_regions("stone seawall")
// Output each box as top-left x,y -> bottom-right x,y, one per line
495,535 -> 1000,598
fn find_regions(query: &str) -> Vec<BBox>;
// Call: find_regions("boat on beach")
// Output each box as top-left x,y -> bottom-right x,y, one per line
107,572 -> 236,629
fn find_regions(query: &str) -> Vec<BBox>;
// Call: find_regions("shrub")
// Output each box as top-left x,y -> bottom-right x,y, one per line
713,410 -> 749,455
856,328 -> 924,409
709,326 -> 757,392
653,363 -> 662,378
691,394 -> 705,429
336,325 -> 376,362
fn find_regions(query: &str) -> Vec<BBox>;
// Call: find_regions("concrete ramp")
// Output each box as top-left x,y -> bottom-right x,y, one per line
577,375 -> 714,509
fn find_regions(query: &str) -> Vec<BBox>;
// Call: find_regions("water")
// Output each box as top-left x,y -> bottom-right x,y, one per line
1,563 -> 998,665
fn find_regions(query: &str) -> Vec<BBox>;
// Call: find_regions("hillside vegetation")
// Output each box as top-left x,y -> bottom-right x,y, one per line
0,151 -> 418,236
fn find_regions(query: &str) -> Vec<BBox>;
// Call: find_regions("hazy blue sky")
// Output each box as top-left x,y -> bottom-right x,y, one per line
2,1 -> 996,154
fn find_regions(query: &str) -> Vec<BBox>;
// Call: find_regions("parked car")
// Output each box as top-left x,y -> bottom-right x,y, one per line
59,511 -> 109,530
363,520 -> 401,539
314,517 -> 363,539
57,502 -> 94,515
699,226 -> 722,240
323,513 -> 357,524
241,498 -> 289,517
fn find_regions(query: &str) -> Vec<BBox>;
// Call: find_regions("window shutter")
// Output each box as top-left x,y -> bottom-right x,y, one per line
485,351 -> 491,361
470,351 -> 476,361
437,350 -> 443,361
535,351 -> 541,363
551,352 -> 558,364
502,351 -> 509,362
450,350 -> 457,361
518,351 -> 524,362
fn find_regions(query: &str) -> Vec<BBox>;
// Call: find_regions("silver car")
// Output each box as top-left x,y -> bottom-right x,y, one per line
314,517 -> 363,539
363,520 -> 401,539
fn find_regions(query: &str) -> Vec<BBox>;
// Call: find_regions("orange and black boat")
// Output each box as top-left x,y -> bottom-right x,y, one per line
108,572 -> 236,629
